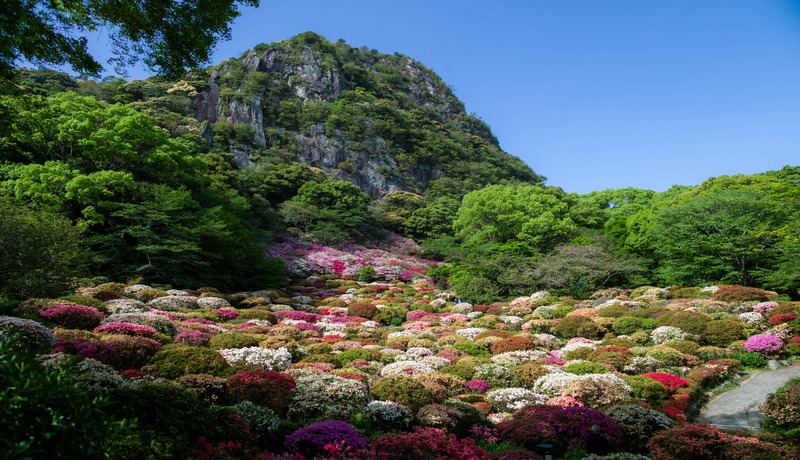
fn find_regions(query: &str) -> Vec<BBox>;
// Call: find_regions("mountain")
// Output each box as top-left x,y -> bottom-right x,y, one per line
192,32 -> 542,199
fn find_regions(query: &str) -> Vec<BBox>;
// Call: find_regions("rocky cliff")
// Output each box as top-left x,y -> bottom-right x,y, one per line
193,32 -> 542,199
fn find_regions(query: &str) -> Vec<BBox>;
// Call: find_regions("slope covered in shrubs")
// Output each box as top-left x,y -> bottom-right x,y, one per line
1,270 -> 799,458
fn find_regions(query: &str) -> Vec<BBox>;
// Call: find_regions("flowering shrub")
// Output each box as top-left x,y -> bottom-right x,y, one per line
147,295 -> 199,310
175,374 -> 228,403
473,363 -> 515,387
490,336 -> 537,354
365,400 -> 414,431
288,373 -> 370,422
52,338 -> 119,366
215,308 -> 240,321
650,326 -> 686,345
0,316 -> 56,352
380,361 -> 436,377
496,405 -> 624,454
103,298 -> 148,314
560,373 -> 632,408
368,427 -> 490,460
564,361 -> 612,375
761,381 -> 800,426
641,372 -> 690,392
486,387 -> 548,412
40,304 -> 104,330
210,333 -> 262,350
415,401 -> 488,437
223,400 -> 281,444
285,420 -> 366,458
176,329 -> 214,346
93,321 -> 157,338
491,350 -> 548,366
743,334 -> 784,354
227,370 -> 296,413
218,347 -> 292,371
768,313 -> 797,326
605,404 -> 673,453
102,312 -> 177,338
753,301 -> 780,313
738,312 -> 765,324
466,379 -> 491,393
102,335 -> 162,369
712,285 -> 771,302
533,372 -> 580,397
647,423 -> 796,460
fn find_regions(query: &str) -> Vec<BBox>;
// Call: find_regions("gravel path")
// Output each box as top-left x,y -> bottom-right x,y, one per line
696,361 -> 800,431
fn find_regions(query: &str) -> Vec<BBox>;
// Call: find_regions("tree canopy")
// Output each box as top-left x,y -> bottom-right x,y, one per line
0,0 -> 259,80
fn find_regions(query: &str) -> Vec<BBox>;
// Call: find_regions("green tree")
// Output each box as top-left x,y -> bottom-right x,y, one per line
453,184 -> 576,252
281,179 -> 373,243
1,0 -> 259,80
650,187 -> 792,287
373,190 -> 426,232
404,196 -> 460,239
0,341 -> 130,458
0,199 -> 87,299
531,241 -> 644,298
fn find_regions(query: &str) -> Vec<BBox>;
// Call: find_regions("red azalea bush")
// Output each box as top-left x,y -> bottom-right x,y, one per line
368,427 -> 490,460
490,335 -> 537,354
496,405 -> 623,454
227,370 -> 296,413
40,304 -> 104,329
768,313 -> 797,326
641,372 -> 691,392
712,285 -> 772,302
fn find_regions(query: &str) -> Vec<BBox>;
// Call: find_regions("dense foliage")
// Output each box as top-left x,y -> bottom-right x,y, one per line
0,0 -> 259,79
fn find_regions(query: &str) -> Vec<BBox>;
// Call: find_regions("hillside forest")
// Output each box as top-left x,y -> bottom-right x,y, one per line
1,33 -> 799,302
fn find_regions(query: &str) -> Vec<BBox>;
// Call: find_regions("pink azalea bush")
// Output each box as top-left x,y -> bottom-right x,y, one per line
744,333 -> 784,354
40,304 -> 104,329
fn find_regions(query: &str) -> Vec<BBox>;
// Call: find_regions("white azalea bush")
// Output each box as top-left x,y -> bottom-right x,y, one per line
288,373 -> 370,422
218,347 -> 292,371
486,387 -> 548,412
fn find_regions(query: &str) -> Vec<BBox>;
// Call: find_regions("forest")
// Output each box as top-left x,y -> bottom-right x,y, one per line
1,60 -> 798,302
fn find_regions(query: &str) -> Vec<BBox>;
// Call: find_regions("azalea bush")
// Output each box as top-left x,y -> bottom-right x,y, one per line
368,427 -> 490,460
606,404 -> 673,453
227,370 -> 296,414
285,420 -> 367,458
647,423 -> 797,460
743,333 -> 784,355
40,304 -> 104,330
496,405 -> 624,455
0,315 -> 56,352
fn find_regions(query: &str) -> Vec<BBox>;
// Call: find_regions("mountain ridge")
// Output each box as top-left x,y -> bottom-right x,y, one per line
192,31 -> 542,199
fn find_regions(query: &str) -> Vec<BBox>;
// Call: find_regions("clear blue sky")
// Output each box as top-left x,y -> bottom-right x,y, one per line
88,0 -> 800,194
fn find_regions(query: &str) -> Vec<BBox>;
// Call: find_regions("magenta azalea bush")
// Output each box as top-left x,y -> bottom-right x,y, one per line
93,322 -> 158,337
40,304 -> 104,329
285,420 -> 366,458
744,333 -> 784,354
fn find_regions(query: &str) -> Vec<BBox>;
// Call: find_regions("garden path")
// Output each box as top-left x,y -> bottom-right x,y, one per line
696,361 -> 800,431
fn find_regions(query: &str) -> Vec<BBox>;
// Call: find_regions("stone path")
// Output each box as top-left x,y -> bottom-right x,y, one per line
696,361 -> 800,431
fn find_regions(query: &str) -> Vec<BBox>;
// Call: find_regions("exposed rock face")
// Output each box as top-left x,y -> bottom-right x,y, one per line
193,32 -> 539,199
